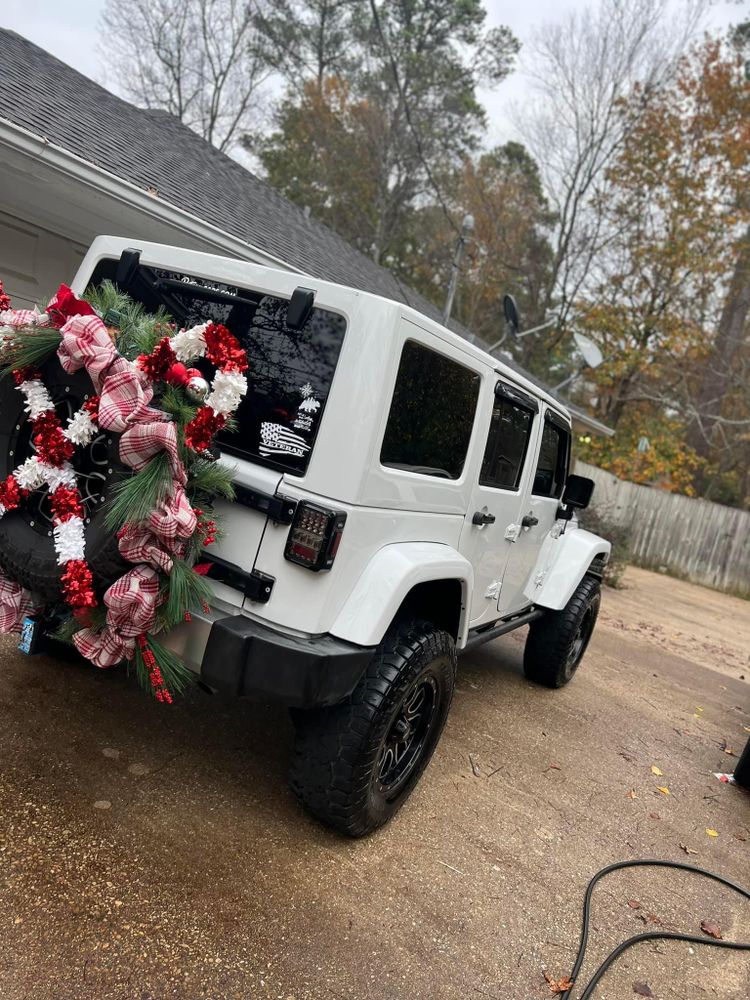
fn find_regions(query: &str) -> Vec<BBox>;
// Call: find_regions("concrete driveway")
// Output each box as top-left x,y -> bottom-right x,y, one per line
0,568 -> 747,1000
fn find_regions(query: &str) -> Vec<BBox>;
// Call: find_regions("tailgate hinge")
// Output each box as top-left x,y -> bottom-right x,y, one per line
233,483 -> 297,525
203,553 -> 275,604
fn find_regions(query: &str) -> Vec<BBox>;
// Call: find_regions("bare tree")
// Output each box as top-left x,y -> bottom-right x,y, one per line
515,0 -> 708,331
101,0 -> 272,152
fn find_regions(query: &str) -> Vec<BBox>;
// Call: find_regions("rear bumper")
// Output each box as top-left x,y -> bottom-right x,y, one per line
200,614 -> 375,708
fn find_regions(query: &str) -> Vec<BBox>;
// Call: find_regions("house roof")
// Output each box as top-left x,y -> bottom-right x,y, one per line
0,28 -> 611,435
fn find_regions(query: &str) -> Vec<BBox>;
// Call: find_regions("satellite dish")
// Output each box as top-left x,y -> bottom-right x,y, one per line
502,294 -> 520,336
573,332 -> 603,369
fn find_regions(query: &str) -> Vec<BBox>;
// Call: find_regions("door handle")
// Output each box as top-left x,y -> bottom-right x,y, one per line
472,511 -> 496,526
521,513 -> 539,528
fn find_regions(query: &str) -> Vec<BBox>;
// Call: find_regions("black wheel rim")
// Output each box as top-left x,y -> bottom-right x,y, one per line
375,674 -> 440,800
8,390 -> 112,538
565,606 -> 596,678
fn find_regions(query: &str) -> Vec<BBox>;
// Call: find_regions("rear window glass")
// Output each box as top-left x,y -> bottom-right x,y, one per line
87,260 -> 346,474
381,340 -> 480,479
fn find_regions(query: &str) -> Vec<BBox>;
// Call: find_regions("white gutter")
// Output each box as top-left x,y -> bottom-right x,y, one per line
0,117 -> 308,276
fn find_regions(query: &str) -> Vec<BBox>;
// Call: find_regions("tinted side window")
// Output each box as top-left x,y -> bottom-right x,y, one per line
381,341 -> 480,479
533,418 -> 570,497
479,393 -> 534,490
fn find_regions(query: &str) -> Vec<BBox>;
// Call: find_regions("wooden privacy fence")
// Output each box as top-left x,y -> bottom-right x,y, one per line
574,460 -> 750,598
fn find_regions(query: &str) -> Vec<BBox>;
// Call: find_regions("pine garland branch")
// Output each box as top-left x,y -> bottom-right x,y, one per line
133,634 -> 194,698
0,328 -> 63,378
50,607 -> 107,645
187,458 -> 235,503
105,451 -> 174,530
157,557 -> 213,631
84,281 -> 174,358
158,384 -> 198,427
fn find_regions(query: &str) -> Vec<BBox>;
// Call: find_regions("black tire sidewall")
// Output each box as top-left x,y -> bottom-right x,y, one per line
290,621 -> 457,836
364,636 -> 455,825
524,575 -> 601,688
0,358 -> 129,599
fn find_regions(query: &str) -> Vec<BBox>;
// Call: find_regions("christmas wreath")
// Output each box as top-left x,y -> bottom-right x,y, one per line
0,278 -> 249,702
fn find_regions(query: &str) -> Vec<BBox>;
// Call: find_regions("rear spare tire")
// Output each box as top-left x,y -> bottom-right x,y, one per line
0,356 -> 128,599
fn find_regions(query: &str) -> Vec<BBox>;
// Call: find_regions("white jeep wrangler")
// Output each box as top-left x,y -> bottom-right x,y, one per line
74,237 -> 611,836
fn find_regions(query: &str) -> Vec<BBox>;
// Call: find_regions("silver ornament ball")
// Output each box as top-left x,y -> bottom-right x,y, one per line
186,375 -> 210,402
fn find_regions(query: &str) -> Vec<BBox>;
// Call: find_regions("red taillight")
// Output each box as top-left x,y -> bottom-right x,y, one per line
284,501 -> 346,572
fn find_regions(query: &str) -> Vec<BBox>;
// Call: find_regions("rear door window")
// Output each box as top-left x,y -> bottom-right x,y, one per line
86,261 -> 346,475
479,385 -> 536,490
532,415 -> 570,498
380,340 -> 480,479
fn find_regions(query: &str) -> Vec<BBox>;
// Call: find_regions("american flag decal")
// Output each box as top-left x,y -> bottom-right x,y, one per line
259,422 -> 311,458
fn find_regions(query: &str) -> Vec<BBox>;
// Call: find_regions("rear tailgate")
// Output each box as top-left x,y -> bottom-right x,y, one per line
206,456 -> 282,609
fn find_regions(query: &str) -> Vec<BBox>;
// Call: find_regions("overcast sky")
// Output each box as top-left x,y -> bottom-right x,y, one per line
1,0 -> 744,149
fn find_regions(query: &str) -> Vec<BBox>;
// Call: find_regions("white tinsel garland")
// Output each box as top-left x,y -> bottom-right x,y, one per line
52,516 -> 86,564
169,322 -> 208,362
13,456 -> 46,491
18,379 -> 54,419
64,409 -> 98,446
43,463 -> 77,493
206,370 -> 248,416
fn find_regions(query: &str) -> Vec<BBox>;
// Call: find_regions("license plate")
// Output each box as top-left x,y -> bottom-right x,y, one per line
18,615 -> 42,655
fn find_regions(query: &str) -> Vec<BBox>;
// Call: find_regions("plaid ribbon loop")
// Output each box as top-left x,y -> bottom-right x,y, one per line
58,314 -> 120,390
0,578 -> 37,632
73,566 -> 161,668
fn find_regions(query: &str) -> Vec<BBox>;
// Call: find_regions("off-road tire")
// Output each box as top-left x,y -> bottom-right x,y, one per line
289,620 -> 456,837
523,575 -> 601,689
0,356 -> 128,599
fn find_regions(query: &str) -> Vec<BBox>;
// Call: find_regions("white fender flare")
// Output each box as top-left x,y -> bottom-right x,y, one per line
330,542 -> 474,648
524,526 -> 611,611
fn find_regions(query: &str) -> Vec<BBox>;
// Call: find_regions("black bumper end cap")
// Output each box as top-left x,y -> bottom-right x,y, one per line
200,614 -> 375,708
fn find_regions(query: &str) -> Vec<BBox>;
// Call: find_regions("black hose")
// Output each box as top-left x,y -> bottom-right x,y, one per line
560,859 -> 750,999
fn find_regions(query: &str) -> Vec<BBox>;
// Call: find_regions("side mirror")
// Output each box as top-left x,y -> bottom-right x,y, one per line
561,474 -> 594,510
503,293 -> 520,336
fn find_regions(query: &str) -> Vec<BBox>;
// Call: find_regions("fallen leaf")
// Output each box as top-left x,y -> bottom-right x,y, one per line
633,983 -> 654,998
543,972 -> 575,995
706,828 -> 719,837
656,786 -> 670,796
544,762 -> 562,772
743,726 -> 750,734
679,843 -> 698,855
649,812 -> 661,820
700,919 -> 722,939
627,899 -> 642,909
722,746 -> 736,757
733,832 -> 747,842
696,706 -> 704,712
627,788 -> 638,800
650,765 -> 663,776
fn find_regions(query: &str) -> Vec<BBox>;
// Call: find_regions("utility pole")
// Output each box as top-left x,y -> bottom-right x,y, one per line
442,214 -> 474,325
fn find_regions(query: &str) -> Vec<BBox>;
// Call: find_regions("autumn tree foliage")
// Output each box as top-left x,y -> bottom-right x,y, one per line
573,40 -> 750,501
255,1 -> 519,267
403,143 -> 555,359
